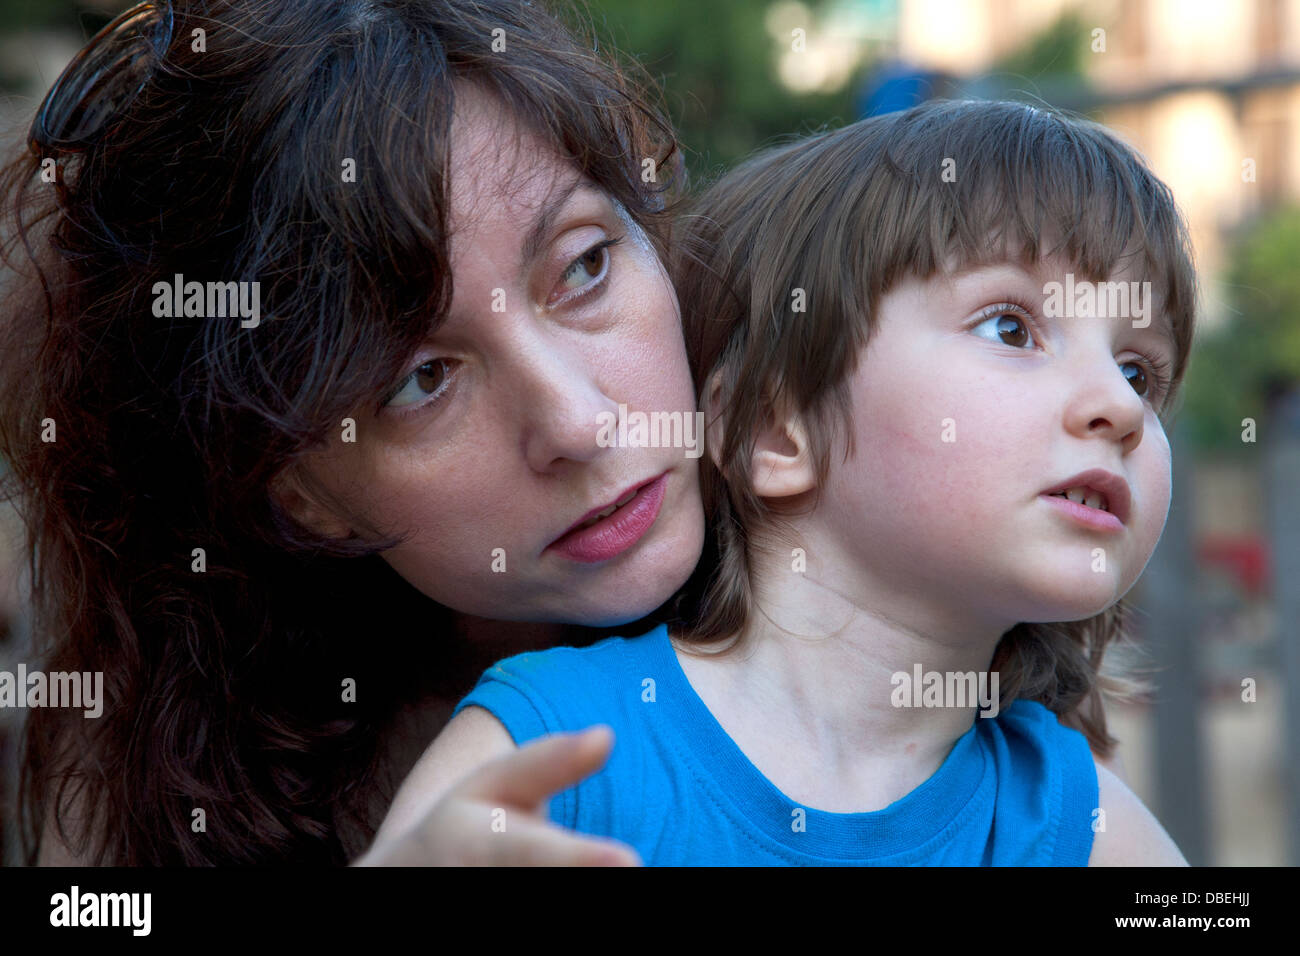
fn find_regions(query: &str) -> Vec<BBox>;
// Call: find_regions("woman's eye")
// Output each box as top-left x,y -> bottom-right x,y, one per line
551,236 -> 621,303
384,358 -> 455,409
560,246 -> 606,290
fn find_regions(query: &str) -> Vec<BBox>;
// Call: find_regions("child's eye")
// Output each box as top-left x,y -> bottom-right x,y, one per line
549,236 -> 622,306
971,306 -> 1034,348
970,303 -> 1173,407
1122,353 -> 1174,407
382,358 -> 457,412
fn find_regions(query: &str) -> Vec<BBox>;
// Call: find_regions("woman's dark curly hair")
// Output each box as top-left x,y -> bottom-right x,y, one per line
0,0 -> 682,865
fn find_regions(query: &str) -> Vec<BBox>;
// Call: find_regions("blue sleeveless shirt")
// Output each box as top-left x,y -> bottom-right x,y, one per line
452,623 -> 1098,865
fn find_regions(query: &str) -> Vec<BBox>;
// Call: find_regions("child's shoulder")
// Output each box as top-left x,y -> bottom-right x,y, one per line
995,697 -> 1104,754
996,696 -> 1072,730
977,698 -> 1098,864
1087,757 -> 1188,866
990,699 -> 1186,865
993,698 -> 1104,789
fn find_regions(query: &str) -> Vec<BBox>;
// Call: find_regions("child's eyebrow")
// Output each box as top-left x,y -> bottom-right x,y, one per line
1146,310 -> 1179,354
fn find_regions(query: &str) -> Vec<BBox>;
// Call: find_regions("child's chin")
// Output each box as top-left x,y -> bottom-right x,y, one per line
1021,583 -> 1122,624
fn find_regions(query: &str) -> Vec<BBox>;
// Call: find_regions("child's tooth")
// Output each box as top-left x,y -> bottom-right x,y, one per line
1084,491 -> 1103,510
1065,487 -> 1086,505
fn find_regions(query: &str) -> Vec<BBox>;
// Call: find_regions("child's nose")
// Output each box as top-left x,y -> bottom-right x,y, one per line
1062,352 -> 1149,449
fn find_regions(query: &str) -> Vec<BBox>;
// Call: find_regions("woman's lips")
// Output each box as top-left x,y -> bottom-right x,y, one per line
547,472 -> 669,563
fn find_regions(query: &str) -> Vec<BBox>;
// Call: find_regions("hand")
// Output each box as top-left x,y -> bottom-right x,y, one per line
354,726 -> 641,866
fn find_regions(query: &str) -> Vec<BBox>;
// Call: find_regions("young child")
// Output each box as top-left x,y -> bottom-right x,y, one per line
373,100 -> 1194,865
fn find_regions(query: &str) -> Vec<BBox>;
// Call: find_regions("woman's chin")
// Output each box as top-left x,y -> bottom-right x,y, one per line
560,588 -> 676,630
560,564 -> 697,628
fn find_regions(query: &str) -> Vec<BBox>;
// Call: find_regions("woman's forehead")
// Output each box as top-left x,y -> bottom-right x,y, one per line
448,83 -> 582,214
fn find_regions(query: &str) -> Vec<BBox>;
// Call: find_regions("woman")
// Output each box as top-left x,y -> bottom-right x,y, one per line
0,0 -> 704,865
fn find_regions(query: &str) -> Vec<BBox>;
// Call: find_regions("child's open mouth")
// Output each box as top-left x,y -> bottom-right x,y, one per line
1039,469 -> 1130,532
1048,487 -> 1108,511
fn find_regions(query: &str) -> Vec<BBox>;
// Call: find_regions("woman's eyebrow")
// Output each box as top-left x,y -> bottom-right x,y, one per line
517,177 -> 606,271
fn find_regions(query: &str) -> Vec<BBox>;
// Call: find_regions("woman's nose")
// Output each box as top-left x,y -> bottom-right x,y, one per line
514,338 -> 622,473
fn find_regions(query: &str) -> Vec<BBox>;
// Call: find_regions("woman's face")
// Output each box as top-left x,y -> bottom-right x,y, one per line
293,85 -> 704,626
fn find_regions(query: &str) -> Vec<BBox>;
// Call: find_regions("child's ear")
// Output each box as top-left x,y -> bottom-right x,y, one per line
270,466 -> 354,540
702,369 -> 816,499
702,370 -> 728,475
749,405 -> 816,500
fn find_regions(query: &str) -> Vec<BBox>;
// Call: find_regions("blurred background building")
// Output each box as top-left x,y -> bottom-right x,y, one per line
0,0 -> 1295,866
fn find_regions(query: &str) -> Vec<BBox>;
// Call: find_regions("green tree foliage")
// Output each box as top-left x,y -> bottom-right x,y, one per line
0,0 -> 102,31
0,0 -> 114,92
584,0 -> 859,183
990,8 -> 1090,85
1181,207 -> 1300,452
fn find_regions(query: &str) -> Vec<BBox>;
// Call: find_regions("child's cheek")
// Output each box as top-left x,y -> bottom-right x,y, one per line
840,353 -> 1008,547
865,357 -> 1022,501
1127,424 -> 1174,584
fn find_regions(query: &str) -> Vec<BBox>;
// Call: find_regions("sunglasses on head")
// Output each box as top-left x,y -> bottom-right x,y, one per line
28,1 -> 174,155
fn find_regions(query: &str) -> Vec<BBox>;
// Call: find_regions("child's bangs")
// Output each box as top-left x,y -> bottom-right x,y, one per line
869,101 -> 1197,382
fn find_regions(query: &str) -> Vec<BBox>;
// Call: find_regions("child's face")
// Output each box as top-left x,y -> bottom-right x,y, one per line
817,254 -> 1176,632
294,84 -> 704,626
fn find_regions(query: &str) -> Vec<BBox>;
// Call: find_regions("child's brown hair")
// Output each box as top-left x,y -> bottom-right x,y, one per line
672,99 -> 1198,757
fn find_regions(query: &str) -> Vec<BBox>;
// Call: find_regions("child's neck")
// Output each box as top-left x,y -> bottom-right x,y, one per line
674,535 -> 1014,812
